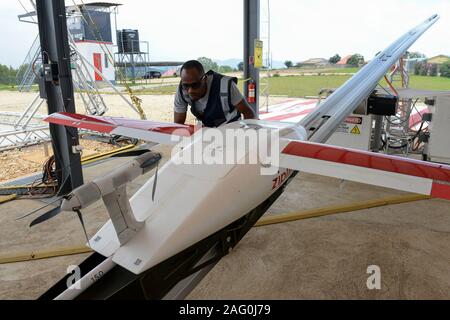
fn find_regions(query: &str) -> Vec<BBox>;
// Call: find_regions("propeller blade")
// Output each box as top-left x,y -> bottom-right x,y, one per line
75,209 -> 90,246
152,163 -> 159,202
16,198 -> 62,220
140,153 -> 162,170
29,206 -> 62,227
111,149 -> 151,158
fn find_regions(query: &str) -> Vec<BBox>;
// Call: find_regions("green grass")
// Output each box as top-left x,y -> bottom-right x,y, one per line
133,74 -> 450,97
3,70 -> 447,98
408,75 -> 450,91
135,85 -> 178,95
323,67 -> 360,73
279,67 -> 360,74
264,74 -> 450,97
266,75 -> 352,97
0,84 -> 18,91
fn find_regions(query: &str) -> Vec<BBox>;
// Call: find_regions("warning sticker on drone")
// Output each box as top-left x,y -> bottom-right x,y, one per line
335,117 -> 363,135
350,125 -> 361,135
345,116 -> 363,125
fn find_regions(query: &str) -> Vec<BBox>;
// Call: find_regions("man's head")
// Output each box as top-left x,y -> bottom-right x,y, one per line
180,60 -> 207,102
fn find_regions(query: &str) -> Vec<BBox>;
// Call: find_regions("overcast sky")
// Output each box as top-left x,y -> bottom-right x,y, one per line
1,0 -> 449,67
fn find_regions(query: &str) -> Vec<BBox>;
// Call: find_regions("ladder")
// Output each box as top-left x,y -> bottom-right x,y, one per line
70,40 -> 108,116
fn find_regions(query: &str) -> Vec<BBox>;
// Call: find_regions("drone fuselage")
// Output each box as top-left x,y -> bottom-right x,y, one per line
88,120 -> 306,274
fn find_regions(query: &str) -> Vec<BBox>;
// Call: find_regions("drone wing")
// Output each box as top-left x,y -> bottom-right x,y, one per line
44,112 -> 194,145
279,140 -> 450,201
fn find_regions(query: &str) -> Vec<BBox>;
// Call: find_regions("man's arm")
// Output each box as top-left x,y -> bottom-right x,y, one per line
174,111 -> 187,124
235,99 -> 256,120
229,81 -> 256,120
174,84 -> 189,124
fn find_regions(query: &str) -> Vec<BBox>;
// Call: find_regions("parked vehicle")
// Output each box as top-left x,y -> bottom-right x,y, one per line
142,71 -> 162,79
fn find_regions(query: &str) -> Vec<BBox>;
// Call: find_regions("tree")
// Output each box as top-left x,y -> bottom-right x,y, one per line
0,64 -> 18,84
237,61 -> 244,71
347,54 -> 364,67
429,63 -> 438,76
197,57 -> 219,72
284,60 -> 293,68
440,61 -> 450,78
405,51 -> 426,59
328,54 -> 341,64
418,63 -> 429,76
218,65 -> 233,73
414,62 -> 425,75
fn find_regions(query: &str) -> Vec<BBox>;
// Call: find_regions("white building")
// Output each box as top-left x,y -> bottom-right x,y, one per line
67,3 -> 119,84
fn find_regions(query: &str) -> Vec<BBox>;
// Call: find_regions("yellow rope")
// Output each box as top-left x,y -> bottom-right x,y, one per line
255,194 -> 431,227
0,246 -> 93,264
0,194 -> 17,204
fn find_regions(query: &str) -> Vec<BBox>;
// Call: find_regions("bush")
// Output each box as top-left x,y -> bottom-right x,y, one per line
421,64 -> 429,76
197,57 -> 219,72
273,73 -> 280,77
284,61 -> 293,68
329,54 -> 341,64
441,62 -> 450,78
218,65 -> 233,73
347,54 -> 364,67
0,64 -> 18,84
415,62 -> 428,76
429,64 -> 438,77
414,62 -> 423,75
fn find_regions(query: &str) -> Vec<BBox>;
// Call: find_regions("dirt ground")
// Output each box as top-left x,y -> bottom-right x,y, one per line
0,140 -> 118,184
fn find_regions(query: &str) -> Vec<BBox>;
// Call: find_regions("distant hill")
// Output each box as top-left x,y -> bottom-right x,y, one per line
214,58 -> 286,69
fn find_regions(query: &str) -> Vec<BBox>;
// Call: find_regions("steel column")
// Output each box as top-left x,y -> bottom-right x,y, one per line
243,0 -> 260,116
36,0 -> 83,194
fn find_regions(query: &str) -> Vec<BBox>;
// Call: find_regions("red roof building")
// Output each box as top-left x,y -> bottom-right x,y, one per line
337,55 -> 352,65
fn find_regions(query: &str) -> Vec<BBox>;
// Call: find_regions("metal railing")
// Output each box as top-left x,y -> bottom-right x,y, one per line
16,34 -> 41,92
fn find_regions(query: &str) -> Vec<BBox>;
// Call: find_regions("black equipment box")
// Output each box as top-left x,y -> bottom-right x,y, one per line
368,94 -> 398,116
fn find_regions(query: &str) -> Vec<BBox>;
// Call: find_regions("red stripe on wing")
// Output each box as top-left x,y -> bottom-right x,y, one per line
45,112 -> 195,137
44,112 -> 116,133
431,183 -> 450,200
264,108 -> 315,121
282,141 -> 450,183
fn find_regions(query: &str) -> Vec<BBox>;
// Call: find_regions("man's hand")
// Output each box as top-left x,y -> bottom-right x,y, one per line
235,99 -> 256,120
174,111 -> 187,125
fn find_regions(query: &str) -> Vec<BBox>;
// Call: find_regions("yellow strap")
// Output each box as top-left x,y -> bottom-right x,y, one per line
0,246 -> 93,264
255,194 -> 430,227
0,194 -> 17,204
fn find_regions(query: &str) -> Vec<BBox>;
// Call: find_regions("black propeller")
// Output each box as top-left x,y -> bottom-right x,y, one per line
27,194 -> 73,227
28,202 -> 90,245
29,206 -> 63,227
152,163 -> 159,202
116,149 -> 161,201
139,153 -> 162,202
16,197 -> 63,221
19,149 -> 161,244
75,209 -> 90,244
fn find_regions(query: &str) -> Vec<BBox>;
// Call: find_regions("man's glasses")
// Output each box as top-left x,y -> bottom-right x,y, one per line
181,74 -> 206,90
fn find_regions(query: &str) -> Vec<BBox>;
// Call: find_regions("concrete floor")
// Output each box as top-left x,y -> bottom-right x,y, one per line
0,144 -> 449,299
